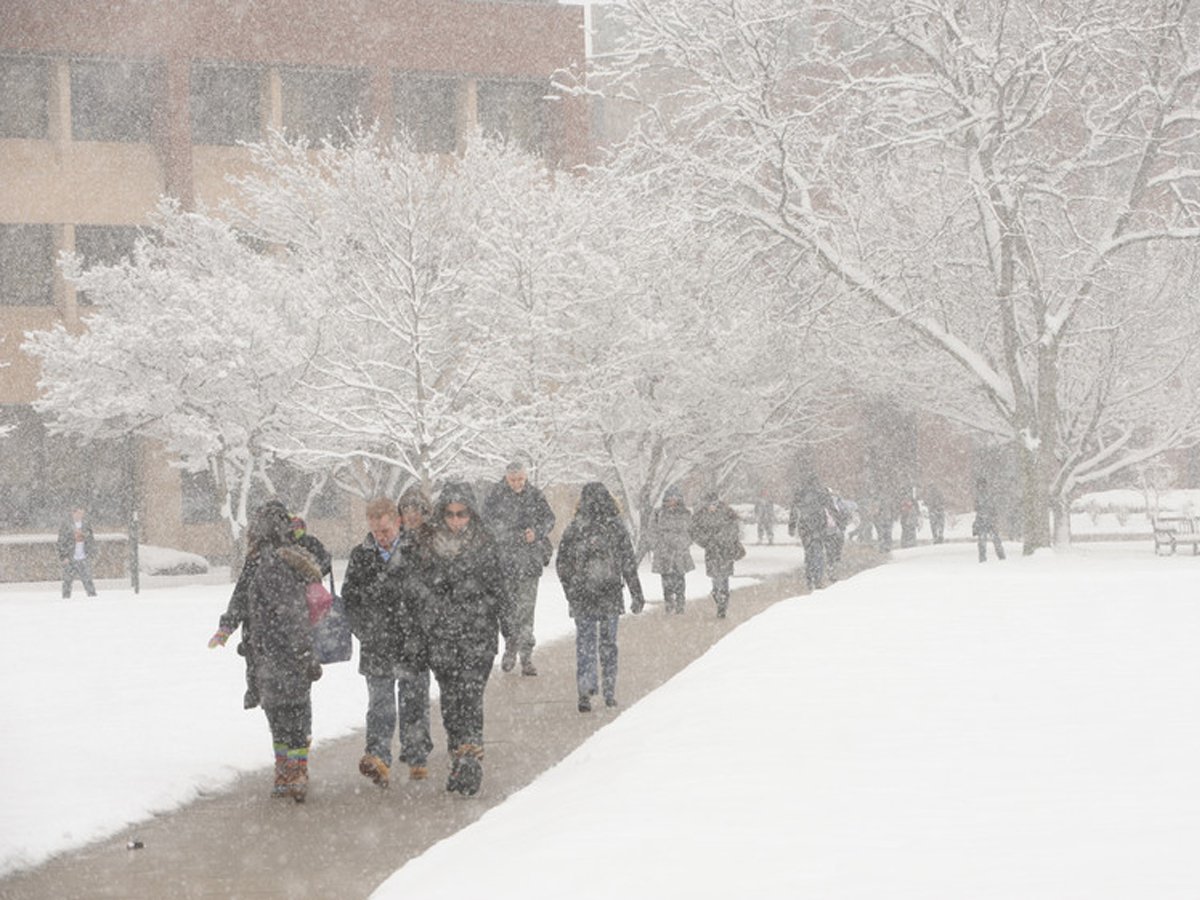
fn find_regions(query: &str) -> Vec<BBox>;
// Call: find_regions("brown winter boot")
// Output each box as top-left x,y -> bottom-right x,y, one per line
271,744 -> 289,798
282,756 -> 308,803
359,753 -> 390,789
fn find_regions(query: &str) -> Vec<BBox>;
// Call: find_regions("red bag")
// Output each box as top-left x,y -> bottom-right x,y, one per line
306,581 -> 333,625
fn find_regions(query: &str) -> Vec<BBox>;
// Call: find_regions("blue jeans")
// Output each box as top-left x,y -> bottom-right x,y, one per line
364,667 -> 432,767
575,615 -> 619,701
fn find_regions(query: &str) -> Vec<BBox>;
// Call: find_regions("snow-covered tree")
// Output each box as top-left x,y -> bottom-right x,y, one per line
24,200 -> 317,547
603,0 -> 1200,550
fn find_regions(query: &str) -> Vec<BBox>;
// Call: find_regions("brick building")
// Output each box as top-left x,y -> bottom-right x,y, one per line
0,0 -> 588,572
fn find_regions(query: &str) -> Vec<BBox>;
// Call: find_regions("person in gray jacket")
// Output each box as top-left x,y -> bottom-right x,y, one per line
649,485 -> 695,614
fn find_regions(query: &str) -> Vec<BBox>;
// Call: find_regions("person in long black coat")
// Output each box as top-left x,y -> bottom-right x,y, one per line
244,502 -> 324,802
555,482 -> 645,712
403,482 -> 511,796
690,491 -> 743,618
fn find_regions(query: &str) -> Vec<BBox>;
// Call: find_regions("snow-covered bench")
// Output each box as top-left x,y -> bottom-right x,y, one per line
1150,516 -> 1200,555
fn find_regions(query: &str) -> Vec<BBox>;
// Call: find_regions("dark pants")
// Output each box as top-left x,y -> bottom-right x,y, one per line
931,515 -> 945,544
433,663 -> 491,752
661,572 -> 686,613
264,698 -> 312,749
61,558 -> 97,598
977,528 -> 1006,561
574,615 -> 619,701
711,575 -> 730,614
802,536 -> 825,589
365,667 -> 433,767
756,521 -> 774,544
501,577 -> 539,660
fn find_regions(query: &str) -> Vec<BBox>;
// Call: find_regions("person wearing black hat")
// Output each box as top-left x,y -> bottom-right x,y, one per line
403,481 -> 511,796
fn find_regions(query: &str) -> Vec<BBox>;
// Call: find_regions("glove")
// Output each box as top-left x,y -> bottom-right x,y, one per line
631,595 -> 645,615
309,662 -> 323,682
208,628 -> 232,649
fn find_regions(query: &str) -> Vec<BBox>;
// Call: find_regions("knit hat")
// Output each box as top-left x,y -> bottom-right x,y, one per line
397,485 -> 432,516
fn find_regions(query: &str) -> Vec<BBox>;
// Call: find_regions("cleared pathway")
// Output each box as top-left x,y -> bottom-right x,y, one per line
0,546 -> 880,899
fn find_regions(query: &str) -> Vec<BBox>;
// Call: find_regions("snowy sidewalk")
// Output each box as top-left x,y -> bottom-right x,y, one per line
0,544 -> 877,899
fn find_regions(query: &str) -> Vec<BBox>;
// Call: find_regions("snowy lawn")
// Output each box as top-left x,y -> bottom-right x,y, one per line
0,532 -> 781,876
374,541 -> 1200,900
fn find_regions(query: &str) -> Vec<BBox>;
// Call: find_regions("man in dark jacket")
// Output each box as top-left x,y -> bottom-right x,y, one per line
56,505 -> 98,598
789,475 -> 835,591
973,477 -> 1006,562
343,496 -> 431,788
483,461 -> 556,676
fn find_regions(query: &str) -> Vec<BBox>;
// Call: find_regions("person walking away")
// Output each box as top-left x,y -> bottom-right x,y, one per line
57,505 -> 97,598
405,482 -> 510,796
926,486 -> 946,544
789,475 -> 834,590
209,500 -> 284,709
648,485 -> 695,614
753,492 -> 775,545
555,482 -> 645,712
290,515 -> 332,576
483,461 -> 556,676
899,489 -> 920,548
823,491 -> 850,582
973,477 -> 1006,562
243,502 -> 324,802
344,497 -> 430,789
690,491 -> 743,618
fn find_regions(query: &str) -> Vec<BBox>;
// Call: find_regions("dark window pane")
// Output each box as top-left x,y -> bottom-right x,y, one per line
477,79 -> 549,156
181,470 -> 222,525
0,55 -> 50,139
74,225 -> 145,306
190,63 -> 263,145
71,58 -> 157,143
0,224 -> 54,306
281,66 -> 367,148
394,74 -> 457,154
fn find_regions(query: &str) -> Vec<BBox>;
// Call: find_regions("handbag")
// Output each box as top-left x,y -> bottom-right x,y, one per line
313,570 -> 353,664
306,581 -> 333,625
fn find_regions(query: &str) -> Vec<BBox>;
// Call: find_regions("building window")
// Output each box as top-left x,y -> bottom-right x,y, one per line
0,405 -> 130,528
394,74 -> 457,154
280,66 -> 368,148
181,469 -> 222,525
0,224 -> 54,307
70,58 -> 157,143
74,225 -> 145,306
0,55 -> 50,139
190,63 -> 263,146
477,79 -> 551,156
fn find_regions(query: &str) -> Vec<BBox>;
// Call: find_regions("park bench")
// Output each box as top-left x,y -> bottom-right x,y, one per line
1150,515 -> 1200,555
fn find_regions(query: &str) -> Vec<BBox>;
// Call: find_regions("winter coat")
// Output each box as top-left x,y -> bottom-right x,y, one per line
405,484 -> 510,678
789,484 -> 833,543
56,518 -> 96,562
296,532 -> 332,577
375,524 -> 435,671
343,533 -> 411,677
483,479 -> 556,580
247,545 -> 322,708
556,486 -> 645,619
649,504 -> 695,575
690,501 -> 743,578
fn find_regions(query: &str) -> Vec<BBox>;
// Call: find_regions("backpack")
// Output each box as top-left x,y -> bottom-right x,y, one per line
579,526 -> 623,593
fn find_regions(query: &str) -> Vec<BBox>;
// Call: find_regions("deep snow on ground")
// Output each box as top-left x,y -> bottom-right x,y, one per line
373,542 -> 1200,900
4,523 -> 1200,898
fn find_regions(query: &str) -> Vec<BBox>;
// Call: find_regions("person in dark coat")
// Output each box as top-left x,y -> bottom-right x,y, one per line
648,485 -> 695,614
243,501 -> 324,802
555,482 -> 645,712
789,475 -> 835,590
404,481 -> 511,796
753,492 -> 776,545
290,515 -> 332,576
208,498 -> 291,710
926,485 -> 946,544
343,496 -> 431,789
56,505 -> 98,598
483,461 -> 556,677
690,491 -> 743,618
973,477 -> 1006,562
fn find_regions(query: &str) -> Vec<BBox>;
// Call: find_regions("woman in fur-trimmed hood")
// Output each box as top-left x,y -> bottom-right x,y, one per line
404,480 -> 511,796
245,501 -> 324,802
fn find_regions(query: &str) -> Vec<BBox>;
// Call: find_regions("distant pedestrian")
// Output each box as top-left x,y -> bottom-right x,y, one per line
555,482 -> 645,712
290,515 -> 332,576
926,486 -> 946,544
824,492 -> 850,581
973,477 -> 1006,562
56,505 -> 97,598
753,492 -> 775,545
406,482 -> 510,796
243,501 -> 325,802
484,461 -> 556,677
690,491 -> 743,618
789,475 -> 834,590
648,485 -> 695,614
899,490 -> 919,548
